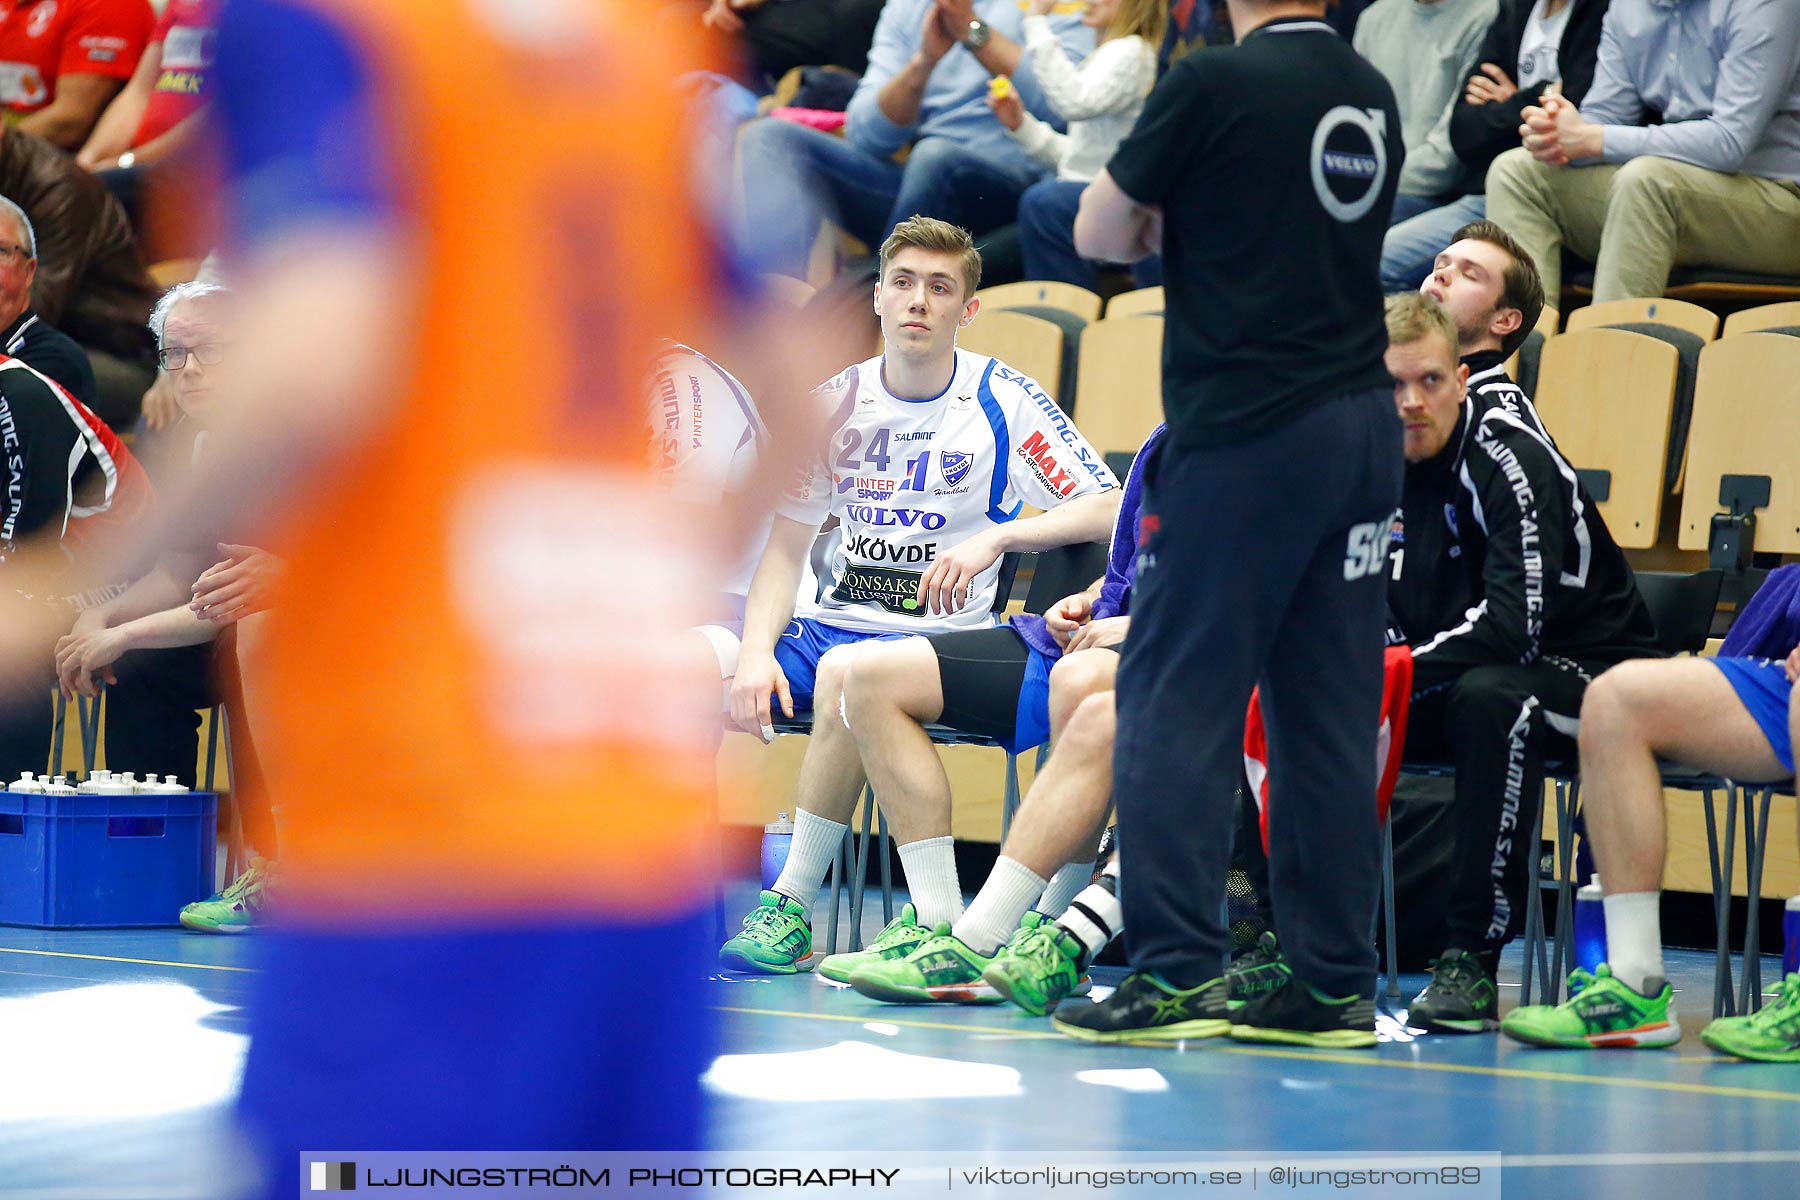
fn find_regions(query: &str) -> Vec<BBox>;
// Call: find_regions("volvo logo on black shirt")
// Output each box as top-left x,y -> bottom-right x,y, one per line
1310,105 -> 1390,223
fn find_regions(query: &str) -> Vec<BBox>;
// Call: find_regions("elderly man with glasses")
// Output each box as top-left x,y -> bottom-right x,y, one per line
51,279 -> 282,932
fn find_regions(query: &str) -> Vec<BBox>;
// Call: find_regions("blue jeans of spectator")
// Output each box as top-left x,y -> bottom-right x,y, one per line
1381,194 -> 1487,294
1018,177 -> 1162,290
737,116 -> 1042,277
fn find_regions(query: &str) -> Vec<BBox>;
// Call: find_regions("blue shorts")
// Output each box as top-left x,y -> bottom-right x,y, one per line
1713,656 -> 1795,773
1013,648 -> 1053,754
236,909 -> 713,1199
773,616 -> 907,712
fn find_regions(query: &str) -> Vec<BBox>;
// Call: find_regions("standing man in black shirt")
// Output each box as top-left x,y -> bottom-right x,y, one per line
1054,0 -> 1404,1048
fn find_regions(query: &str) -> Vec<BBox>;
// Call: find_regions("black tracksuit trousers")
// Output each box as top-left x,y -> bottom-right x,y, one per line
1114,388 -> 1403,997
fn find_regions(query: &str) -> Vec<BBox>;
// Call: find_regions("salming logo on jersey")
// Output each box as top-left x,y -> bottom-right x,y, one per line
781,348 -> 1118,635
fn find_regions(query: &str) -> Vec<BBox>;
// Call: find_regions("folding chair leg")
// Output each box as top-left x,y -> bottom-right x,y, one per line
847,787 -> 875,952
1522,828 -> 1544,1008
1551,780 -> 1578,1003
1381,818 -> 1399,999
80,692 -> 101,777
1721,783 -> 1740,1018
1702,786 -> 1732,1018
49,689 -> 67,778
824,827 -> 849,956
877,808 -> 893,926
204,705 -> 221,792
1001,751 -> 1021,844
1742,786 -> 1775,1013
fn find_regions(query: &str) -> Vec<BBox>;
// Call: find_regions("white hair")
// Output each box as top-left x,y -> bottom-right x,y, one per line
0,196 -> 35,258
149,281 -> 230,348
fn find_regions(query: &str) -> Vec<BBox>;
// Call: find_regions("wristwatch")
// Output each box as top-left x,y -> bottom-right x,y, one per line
965,18 -> 991,48
117,151 -> 137,170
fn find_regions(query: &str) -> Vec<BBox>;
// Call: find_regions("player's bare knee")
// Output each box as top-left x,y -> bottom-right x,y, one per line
1579,663 -> 1652,751
814,644 -> 861,718
1061,690 -> 1117,755
1048,649 -> 1117,721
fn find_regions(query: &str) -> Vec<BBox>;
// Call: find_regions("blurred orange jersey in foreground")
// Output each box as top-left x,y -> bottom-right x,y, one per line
257,0 -> 722,921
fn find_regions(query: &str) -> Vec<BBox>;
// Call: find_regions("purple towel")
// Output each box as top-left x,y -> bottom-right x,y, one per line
1720,563 -> 1800,661
1011,424 -> 1167,660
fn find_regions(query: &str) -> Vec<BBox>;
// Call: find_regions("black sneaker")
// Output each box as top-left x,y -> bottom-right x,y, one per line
1051,971 -> 1231,1044
1226,931 -> 1289,1012
1409,948 -> 1499,1034
1229,975 -> 1377,1048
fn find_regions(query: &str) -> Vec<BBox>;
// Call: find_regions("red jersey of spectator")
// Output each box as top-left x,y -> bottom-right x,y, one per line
133,0 -> 215,145
0,0 -> 152,116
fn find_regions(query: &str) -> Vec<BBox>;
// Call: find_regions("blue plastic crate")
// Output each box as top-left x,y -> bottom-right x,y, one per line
0,791 -> 218,928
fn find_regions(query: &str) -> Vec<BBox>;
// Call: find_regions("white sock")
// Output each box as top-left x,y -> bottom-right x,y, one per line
770,809 -> 848,913
1602,891 -> 1665,996
952,856 -> 1047,955
1057,871 -> 1122,968
1035,860 -> 1096,919
897,836 -> 963,928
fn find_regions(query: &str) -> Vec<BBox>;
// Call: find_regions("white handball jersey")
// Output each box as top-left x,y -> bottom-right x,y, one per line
650,342 -> 770,599
781,348 -> 1118,635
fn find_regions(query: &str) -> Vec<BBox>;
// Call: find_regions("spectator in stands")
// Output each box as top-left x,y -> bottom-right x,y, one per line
0,0 -> 154,151
0,321 -> 150,782
1382,0 -> 1609,292
702,0 -> 887,89
1355,0 -> 1498,227
138,249 -> 225,438
76,0 -> 220,241
1487,0 -> 1800,303
987,0 -> 1164,290
0,196 -> 98,409
1504,567 -> 1798,1058
734,0 -> 1092,278
824,424 -> 1165,1000
52,281 -> 279,932
1382,291 -> 1660,1035
717,216 -> 1120,975
0,124 -> 161,428
1419,219 -> 1547,413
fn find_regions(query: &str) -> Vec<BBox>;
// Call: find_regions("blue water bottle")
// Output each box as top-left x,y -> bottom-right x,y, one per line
760,812 -> 794,891
1783,895 -> 1800,979
1573,876 -> 1607,974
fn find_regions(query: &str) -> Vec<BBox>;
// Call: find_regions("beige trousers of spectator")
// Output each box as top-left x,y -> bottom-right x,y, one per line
1486,148 -> 1800,302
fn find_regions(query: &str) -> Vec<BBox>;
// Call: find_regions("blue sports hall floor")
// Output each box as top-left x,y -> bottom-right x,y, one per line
4,877 -> 1798,1200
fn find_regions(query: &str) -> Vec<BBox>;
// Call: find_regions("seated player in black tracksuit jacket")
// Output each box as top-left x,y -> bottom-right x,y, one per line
1381,292 -> 1660,1034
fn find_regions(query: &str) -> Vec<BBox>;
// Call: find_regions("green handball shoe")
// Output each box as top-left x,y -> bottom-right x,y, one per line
983,911 -> 1093,1016
1701,972 -> 1800,1062
848,924 -> 1005,1004
1226,931 -> 1289,1013
1500,964 -> 1680,1049
179,856 -> 278,933
818,903 -> 931,983
718,890 -> 815,974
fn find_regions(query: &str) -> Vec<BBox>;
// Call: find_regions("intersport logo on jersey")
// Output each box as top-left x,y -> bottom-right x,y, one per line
844,505 -> 947,531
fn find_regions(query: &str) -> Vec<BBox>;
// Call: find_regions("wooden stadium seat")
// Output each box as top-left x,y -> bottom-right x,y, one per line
975,280 -> 1103,323
1071,316 -> 1162,456
958,308 -> 1066,403
1104,285 -> 1163,319
1722,301 -> 1800,337
1677,334 -> 1800,554
1532,328 -> 1678,549
1565,297 -> 1718,341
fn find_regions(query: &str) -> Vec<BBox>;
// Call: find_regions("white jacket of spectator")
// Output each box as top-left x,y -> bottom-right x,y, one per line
1007,15 -> 1157,182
